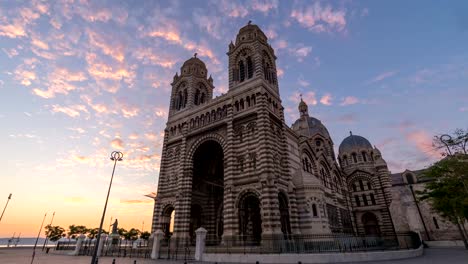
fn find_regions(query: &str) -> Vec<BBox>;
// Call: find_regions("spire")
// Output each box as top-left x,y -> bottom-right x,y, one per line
350,131 -> 353,136
298,96 -> 309,117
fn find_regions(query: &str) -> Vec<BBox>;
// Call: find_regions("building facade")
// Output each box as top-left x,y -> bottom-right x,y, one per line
151,23 -> 464,243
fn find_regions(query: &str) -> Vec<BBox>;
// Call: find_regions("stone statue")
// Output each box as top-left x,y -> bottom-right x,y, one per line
111,219 -> 118,234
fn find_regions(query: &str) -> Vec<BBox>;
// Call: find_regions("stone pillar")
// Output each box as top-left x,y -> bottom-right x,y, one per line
71,234 -> 86,256
194,227 -> 207,261
151,230 -> 165,259
97,234 -> 107,257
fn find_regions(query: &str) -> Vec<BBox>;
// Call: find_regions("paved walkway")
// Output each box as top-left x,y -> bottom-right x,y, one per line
0,247 -> 467,263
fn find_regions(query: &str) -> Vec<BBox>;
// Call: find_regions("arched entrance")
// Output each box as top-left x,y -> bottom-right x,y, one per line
161,205 -> 175,238
278,192 -> 291,237
362,212 -> 380,236
190,140 -> 224,244
239,193 -> 262,244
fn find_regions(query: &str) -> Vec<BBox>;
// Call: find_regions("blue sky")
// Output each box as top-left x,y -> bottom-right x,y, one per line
0,0 -> 467,236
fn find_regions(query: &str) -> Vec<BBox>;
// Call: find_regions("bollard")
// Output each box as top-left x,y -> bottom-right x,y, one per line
112,259 -> 115,264
256,262 -> 260,264
134,260 -> 137,264
298,262 -> 302,264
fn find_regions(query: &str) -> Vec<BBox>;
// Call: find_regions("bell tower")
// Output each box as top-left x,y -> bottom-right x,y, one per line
228,21 -> 279,95
168,54 -> 214,118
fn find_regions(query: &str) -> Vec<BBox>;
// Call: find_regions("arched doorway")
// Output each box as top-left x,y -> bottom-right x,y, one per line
161,205 -> 175,238
362,212 -> 380,236
239,193 -> 262,244
190,140 -> 224,244
278,192 -> 291,237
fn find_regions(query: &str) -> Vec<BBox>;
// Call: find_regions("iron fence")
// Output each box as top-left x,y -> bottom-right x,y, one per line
158,236 -> 194,261
205,232 -> 421,254
56,241 -> 77,251
76,239 -> 151,259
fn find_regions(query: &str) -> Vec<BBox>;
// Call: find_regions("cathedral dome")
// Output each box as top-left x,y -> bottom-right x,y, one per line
235,21 -> 268,45
180,54 -> 207,77
291,98 -> 330,138
338,133 -> 373,154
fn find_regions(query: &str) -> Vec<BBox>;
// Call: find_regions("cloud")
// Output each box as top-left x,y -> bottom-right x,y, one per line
290,2 -> 347,33
86,29 -> 125,62
336,113 -> 358,124
31,35 -> 49,50
111,138 -> 124,149
367,71 -> 397,84
85,53 -> 136,86
320,93 -> 332,105
14,68 -> 36,86
193,11 -> 222,40
32,67 -> 87,98
289,91 -> 317,105
216,0 -> 249,18
68,127 -> 86,134
340,96 -> 359,106
120,199 -> 153,204
65,196 -> 87,203
405,130 -> 440,159
51,104 -> 89,118
0,23 -> 27,38
289,45 -> 312,62
132,48 -> 177,68
128,133 -> 139,140
251,0 -> 279,14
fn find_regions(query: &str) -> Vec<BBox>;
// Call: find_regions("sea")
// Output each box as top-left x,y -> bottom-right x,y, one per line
0,237 -> 58,248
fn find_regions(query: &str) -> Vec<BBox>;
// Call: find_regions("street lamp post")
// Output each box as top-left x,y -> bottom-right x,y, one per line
91,151 -> 123,264
42,211 -> 55,251
0,193 -> 12,222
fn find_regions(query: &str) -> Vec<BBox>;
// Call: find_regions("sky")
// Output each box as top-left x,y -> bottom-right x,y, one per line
0,0 -> 467,237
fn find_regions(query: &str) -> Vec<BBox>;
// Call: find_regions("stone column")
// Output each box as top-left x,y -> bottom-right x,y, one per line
151,230 -> 165,259
194,227 -> 207,261
71,234 -> 86,256
97,234 -> 107,257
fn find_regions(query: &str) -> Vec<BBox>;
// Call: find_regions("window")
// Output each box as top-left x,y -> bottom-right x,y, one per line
247,56 -> 253,79
370,193 -> 375,205
343,155 -> 348,166
352,184 -> 357,192
363,194 -> 368,206
194,89 -> 200,105
406,174 -> 415,184
303,156 -> 312,173
362,152 -> 367,162
359,180 -> 364,191
367,181 -> 372,190
200,93 -> 205,104
433,217 -> 439,229
239,61 -> 245,82
312,204 -> 318,217
352,153 -> 358,163
355,195 -> 361,206
183,89 -> 187,107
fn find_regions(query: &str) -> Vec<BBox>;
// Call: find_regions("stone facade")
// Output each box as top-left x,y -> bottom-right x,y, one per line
151,23 -> 463,243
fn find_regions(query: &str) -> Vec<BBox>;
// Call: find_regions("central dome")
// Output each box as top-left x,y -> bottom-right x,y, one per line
292,116 -> 330,138
338,133 -> 372,154
180,54 -> 207,77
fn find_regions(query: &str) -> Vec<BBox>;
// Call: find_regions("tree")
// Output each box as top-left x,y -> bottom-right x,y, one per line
123,228 -> 140,241
87,228 -> 100,239
140,231 -> 151,241
117,228 -> 127,239
67,225 -> 88,240
418,129 -> 468,249
44,225 -> 65,242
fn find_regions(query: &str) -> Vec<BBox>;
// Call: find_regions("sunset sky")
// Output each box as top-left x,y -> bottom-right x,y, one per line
0,0 -> 467,237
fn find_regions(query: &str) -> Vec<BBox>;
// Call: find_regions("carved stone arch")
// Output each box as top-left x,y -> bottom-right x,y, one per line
187,133 -> 227,162
347,172 -> 373,190
235,188 -> 262,209
233,46 -> 255,64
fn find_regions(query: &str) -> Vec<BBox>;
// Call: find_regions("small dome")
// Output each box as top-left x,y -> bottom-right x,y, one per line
339,133 -> 373,154
235,21 -> 268,45
292,116 -> 331,138
181,54 -> 207,77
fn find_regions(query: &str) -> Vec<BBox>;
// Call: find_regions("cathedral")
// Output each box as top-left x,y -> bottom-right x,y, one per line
151,23 -> 463,244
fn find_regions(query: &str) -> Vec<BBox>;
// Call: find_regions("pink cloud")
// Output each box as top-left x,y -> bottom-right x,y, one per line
289,45 -> 312,62
51,104 -> 88,118
367,71 -> 397,84
30,35 -> 49,50
87,29 -> 125,62
85,53 -> 136,86
340,96 -> 359,106
132,48 -> 177,68
320,93 -> 332,105
405,130 -> 440,159
0,24 -> 27,38
217,0 -> 249,18
290,2 -> 347,33
337,113 -> 357,124
289,91 -> 317,106
252,0 -> 279,14
32,67 -> 87,98
111,138 -> 124,150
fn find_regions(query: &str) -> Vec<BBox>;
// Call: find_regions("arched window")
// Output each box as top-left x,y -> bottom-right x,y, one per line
312,204 -> 318,217
362,194 -> 368,206
370,193 -> 376,205
177,91 -> 183,110
239,60 -> 245,82
355,195 -> 361,206
352,183 -> 357,192
367,181 -> 372,190
251,94 -> 256,105
247,56 -> 253,79
362,152 -> 367,162
194,89 -> 200,105
240,99 -> 244,110
352,153 -> 358,163
302,155 -> 312,173
246,96 -> 251,107
359,180 -> 364,191
200,93 -> 205,104
183,89 -> 188,107
343,155 -> 348,166
406,174 -> 415,184
235,101 -> 239,112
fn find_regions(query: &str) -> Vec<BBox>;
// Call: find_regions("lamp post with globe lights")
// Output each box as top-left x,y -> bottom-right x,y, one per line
91,151 -> 123,264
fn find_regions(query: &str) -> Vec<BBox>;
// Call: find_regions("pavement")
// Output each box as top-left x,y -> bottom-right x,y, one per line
0,247 -> 467,264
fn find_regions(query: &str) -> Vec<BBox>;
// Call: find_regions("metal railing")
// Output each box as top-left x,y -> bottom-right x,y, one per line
76,239 -> 151,259
204,232 -> 421,254
56,241 -> 77,251
158,236 -> 194,261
